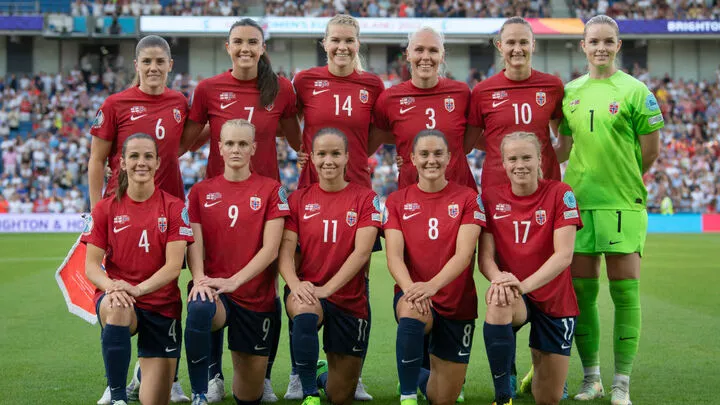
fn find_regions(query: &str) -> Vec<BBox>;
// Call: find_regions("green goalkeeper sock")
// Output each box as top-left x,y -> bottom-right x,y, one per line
573,277 -> 601,369
609,279 -> 641,376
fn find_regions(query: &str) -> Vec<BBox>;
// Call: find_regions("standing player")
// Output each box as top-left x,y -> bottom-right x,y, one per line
88,35 -> 191,404
479,132 -> 581,405
555,15 -> 663,405
384,130 -> 484,405
468,17 -> 564,190
289,14 -> 384,401
184,120 -> 288,405
373,26 -> 477,190
83,133 -> 194,405
278,128 -> 381,405
182,18 -> 300,402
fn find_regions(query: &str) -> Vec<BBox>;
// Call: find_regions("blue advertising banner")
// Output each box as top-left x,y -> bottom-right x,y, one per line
0,16 -> 43,31
617,20 -> 720,34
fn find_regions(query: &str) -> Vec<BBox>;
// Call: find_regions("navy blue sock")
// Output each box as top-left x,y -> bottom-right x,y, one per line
102,324 -> 131,402
209,328 -> 224,380
484,322 -> 514,403
396,317 -> 426,396
266,297 -> 282,380
292,313 -> 319,397
418,367 -> 430,398
233,394 -> 262,405
317,371 -> 328,391
288,315 -> 297,375
185,299 -> 216,394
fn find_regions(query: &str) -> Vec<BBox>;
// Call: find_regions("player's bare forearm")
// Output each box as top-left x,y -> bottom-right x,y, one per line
88,160 -> 105,210
464,126 -> 484,154
278,230 -> 302,290
430,224 -> 481,291
136,241 -> 186,296
187,223 -> 206,281
385,229 -> 414,291
231,219 -> 284,288
322,227 -> 376,296
279,117 -> 302,151
640,130 -> 660,173
180,120 -> 207,153
478,231 -> 503,281
554,134 -> 573,164
367,126 -> 394,157
85,243 -> 112,291
519,226 -> 575,294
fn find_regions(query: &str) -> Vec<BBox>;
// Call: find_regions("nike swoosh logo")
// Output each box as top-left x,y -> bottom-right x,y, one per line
204,201 -> 222,208
303,212 -> 320,220
561,343 -> 572,349
352,346 -> 363,352
165,347 -> 177,352
493,213 -> 510,220
130,114 -> 147,121
458,351 -> 470,356
113,225 -> 130,233
254,345 -> 267,350
399,106 -> 416,114
492,99 -> 509,108
493,372 -> 507,379
191,356 -> 207,364
313,89 -> 329,95
403,212 -> 421,220
619,336 -> 636,341
296,362 -> 308,366
401,357 -> 421,364
220,101 -> 237,110
609,241 -> 622,245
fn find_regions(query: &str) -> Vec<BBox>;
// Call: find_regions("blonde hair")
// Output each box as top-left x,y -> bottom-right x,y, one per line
325,14 -> 365,73
496,16 -> 534,43
584,14 -> 620,39
220,119 -> 256,142
407,26 -> 447,76
500,131 -> 544,179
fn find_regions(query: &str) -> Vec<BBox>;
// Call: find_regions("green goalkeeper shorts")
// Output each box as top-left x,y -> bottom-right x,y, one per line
574,209 -> 648,256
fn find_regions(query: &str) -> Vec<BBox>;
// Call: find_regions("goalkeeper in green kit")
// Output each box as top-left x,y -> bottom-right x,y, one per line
554,15 -> 665,405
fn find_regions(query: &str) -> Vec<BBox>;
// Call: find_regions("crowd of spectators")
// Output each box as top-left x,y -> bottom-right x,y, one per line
70,0 -> 251,17
570,0 -> 720,20
0,59 -> 718,214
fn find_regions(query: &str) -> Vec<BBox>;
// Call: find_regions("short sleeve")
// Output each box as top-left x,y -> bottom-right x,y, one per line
285,191 -> 300,233
90,99 -> 118,142
188,80 -> 209,125
382,193 -> 401,231
267,183 -> 291,221
553,184 -> 583,231
290,70 -> 306,107
467,85 -> 485,128
551,81 -> 564,120
358,192 -> 382,229
372,91 -> 391,131
279,77 -> 298,119
481,192 -> 495,233
187,185 -> 200,223
168,200 -> 195,243
631,85 -> 664,136
461,191 -> 486,228
81,200 -> 109,249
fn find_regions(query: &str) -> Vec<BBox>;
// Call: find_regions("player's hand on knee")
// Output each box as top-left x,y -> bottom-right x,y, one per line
107,290 -> 135,308
189,283 -> 216,302
492,272 -> 523,295
199,277 -> 237,295
291,281 -> 317,305
404,281 -> 439,303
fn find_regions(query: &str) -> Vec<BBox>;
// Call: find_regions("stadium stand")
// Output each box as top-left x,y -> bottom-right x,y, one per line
570,0 -> 720,20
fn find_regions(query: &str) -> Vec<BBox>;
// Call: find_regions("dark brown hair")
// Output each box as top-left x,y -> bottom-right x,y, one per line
131,35 -> 172,87
228,18 -> 278,108
412,129 -> 449,152
115,133 -> 158,201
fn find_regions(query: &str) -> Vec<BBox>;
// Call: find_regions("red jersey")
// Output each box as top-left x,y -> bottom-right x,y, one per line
383,182 -> 486,320
468,70 -> 563,189
187,173 -> 289,312
285,183 -> 381,318
374,78 -> 476,190
91,86 -> 188,200
481,180 -> 582,317
189,71 -> 298,180
81,189 -> 194,319
293,66 -> 385,189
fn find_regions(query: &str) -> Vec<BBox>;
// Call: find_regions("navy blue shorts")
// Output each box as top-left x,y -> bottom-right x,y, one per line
520,296 -> 576,356
393,291 -> 475,364
372,234 -> 383,252
96,294 -> 182,359
224,295 -> 277,356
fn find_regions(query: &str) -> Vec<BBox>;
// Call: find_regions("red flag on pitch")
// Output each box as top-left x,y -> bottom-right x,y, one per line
55,235 -> 98,324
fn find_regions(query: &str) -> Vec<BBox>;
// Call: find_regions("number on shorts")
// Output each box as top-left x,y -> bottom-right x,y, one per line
616,210 -> 622,233
561,318 -> 575,342
168,319 -> 177,343
462,324 -> 472,348
357,319 -> 369,342
262,317 -> 271,341
428,218 -> 439,240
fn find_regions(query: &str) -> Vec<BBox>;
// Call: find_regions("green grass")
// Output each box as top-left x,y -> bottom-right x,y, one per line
1,233 -> 719,404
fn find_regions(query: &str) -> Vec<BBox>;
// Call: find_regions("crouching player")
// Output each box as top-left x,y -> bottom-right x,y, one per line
479,132 -> 582,405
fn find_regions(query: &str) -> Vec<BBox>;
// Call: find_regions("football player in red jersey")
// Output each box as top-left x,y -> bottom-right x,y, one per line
89,35 -> 189,209
292,14 -> 385,190
479,132 -> 582,405
278,128 -> 381,405
88,35 -> 192,404
83,133 -> 194,405
182,18 -> 301,181
184,120 -> 289,405
384,130 -> 485,405
373,26 -> 478,191
468,17 -> 564,190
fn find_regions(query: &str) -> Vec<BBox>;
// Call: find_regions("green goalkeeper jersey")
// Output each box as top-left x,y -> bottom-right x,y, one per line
559,70 -> 664,211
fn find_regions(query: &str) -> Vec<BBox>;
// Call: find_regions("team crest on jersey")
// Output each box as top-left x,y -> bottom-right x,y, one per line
158,216 -> 168,233
359,89 -> 369,104
448,204 -> 459,218
172,108 -> 181,124
250,196 -> 262,211
346,210 -> 358,227
130,106 -> 146,115
400,97 -> 415,106
535,209 -> 547,225
314,80 -> 330,88
92,109 -> 104,129
536,91 -> 547,107
404,202 -> 421,211
609,101 -> 619,115
220,92 -> 236,101
265,103 -> 274,111
496,203 -> 512,213
444,97 -> 455,112
492,91 -> 508,100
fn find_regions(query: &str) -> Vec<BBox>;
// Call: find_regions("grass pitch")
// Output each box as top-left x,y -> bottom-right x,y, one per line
1,233 -> 718,404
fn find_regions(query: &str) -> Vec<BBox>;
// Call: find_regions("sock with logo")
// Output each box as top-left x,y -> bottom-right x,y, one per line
396,317 -> 426,397
266,297 -> 282,380
292,313 -> 320,397
208,328 -> 224,381
573,277 -> 601,368
609,279 -> 641,376
484,322 -> 513,404
185,298 -> 216,394
102,324 -> 131,402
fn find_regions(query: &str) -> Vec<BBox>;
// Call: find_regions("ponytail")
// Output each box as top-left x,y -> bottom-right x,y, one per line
257,54 -> 279,108
115,133 -> 158,202
115,169 -> 129,201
